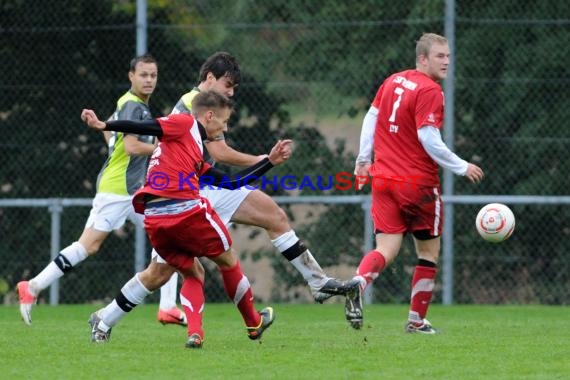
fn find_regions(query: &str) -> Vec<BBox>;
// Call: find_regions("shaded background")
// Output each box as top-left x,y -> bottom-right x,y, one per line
1,0 -> 569,305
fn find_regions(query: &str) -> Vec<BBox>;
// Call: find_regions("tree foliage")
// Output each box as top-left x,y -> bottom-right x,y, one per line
1,0 -> 569,303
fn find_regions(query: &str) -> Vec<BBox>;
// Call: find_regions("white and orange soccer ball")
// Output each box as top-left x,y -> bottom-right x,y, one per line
475,203 -> 515,243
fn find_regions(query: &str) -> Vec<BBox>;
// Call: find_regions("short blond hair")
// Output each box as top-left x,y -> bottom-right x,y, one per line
191,90 -> 234,117
416,33 -> 448,62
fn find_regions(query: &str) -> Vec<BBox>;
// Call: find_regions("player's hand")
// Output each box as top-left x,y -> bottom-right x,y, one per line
281,141 -> 293,158
354,162 -> 371,190
268,139 -> 293,165
81,109 -> 106,130
465,163 -> 484,183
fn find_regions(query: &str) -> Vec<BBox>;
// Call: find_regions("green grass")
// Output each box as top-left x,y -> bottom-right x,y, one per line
1,304 -> 569,379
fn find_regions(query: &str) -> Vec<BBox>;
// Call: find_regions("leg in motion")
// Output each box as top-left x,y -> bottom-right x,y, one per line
345,233 -> 402,330
405,235 -> 439,334
233,190 -> 357,302
213,249 -> 275,341
151,249 -> 187,326
18,233 -> 98,325
88,273 -> 152,343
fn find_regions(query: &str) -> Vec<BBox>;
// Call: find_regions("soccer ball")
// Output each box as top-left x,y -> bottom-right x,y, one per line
475,203 -> 515,243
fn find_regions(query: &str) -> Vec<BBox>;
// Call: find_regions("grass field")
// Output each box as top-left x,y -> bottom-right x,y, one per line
1,304 -> 569,379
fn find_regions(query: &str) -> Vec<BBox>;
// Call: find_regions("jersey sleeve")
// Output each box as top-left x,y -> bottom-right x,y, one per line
171,91 -> 197,115
115,101 -> 149,138
156,113 -> 195,141
116,101 -> 147,121
415,87 -> 444,130
170,97 -> 190,115
370,82 -> 385,109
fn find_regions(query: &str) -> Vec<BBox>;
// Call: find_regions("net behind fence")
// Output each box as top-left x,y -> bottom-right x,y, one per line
1,1 -> 569,305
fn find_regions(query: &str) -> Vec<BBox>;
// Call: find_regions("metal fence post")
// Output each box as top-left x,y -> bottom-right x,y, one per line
134,224 -> 146,275
136,0 -> 147,55
361,196 -> 373,304
48,199 -> 63,305
442,0 -> 457,306
442,205 -> 454,305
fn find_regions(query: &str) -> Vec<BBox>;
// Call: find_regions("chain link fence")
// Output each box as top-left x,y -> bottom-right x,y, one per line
1,1 -> 569,305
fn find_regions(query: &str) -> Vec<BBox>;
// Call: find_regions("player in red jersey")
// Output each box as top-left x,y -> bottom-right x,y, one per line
82,91 -> 291,347
345,33 -> 484,333
87,53 -> 358,347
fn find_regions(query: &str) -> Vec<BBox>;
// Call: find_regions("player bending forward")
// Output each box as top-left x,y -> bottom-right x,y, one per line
83,91 -> 290,347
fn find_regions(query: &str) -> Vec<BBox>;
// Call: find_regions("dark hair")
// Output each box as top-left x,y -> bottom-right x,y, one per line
191,90 -> 234,117
198,52 -> 241,85
129,53 -> 157,72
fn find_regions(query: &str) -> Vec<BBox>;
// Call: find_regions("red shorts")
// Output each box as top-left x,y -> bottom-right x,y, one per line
144,197 -> 232,272
371,180 -> 443,236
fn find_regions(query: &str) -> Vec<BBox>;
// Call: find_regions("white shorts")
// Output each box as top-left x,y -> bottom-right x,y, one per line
84,192 -> 142,232
199,186 -> 253,225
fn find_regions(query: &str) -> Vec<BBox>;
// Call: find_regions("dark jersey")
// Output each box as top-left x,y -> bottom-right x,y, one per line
97,91 -> 155,195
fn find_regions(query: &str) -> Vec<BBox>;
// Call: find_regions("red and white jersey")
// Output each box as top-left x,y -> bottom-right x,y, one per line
369,69 -> 444,186
133,113 -> 210,213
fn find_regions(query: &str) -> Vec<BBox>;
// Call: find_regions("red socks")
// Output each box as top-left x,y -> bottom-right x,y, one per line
180,276 -> 205,339
357,250 -> 437,323
356,250 -> 387,286
409,265 -> 437,321
219,261 -> 260,328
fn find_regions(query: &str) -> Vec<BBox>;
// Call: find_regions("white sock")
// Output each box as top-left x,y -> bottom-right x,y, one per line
408,311 -> 422,323
354,275 -> 367,290
271,230 -> 328,291
100,273 -> 152,327
291,251 -> 329,290
29,242 -> 88,296
159,272 -> 179,310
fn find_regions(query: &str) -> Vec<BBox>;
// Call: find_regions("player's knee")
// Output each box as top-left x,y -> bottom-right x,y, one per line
84,242 -> 102,256
79,231 -> 108,256
276,206 -> 289,225
266,206 -> 290,234
189,259 -> 205,282
416,252 -> 439,264
138,269 -> 162,291
156,264 -> 176,283
144,261 -> 175,286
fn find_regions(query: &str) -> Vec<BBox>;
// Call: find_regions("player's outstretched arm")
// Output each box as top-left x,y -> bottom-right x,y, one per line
206,139 -> 268,167
85,115 -> 164,137
81,109 -> 106,130
203,139 -> 294,190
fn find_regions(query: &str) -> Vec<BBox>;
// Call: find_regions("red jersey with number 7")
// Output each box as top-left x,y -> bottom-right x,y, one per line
369,69 -> 444,187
